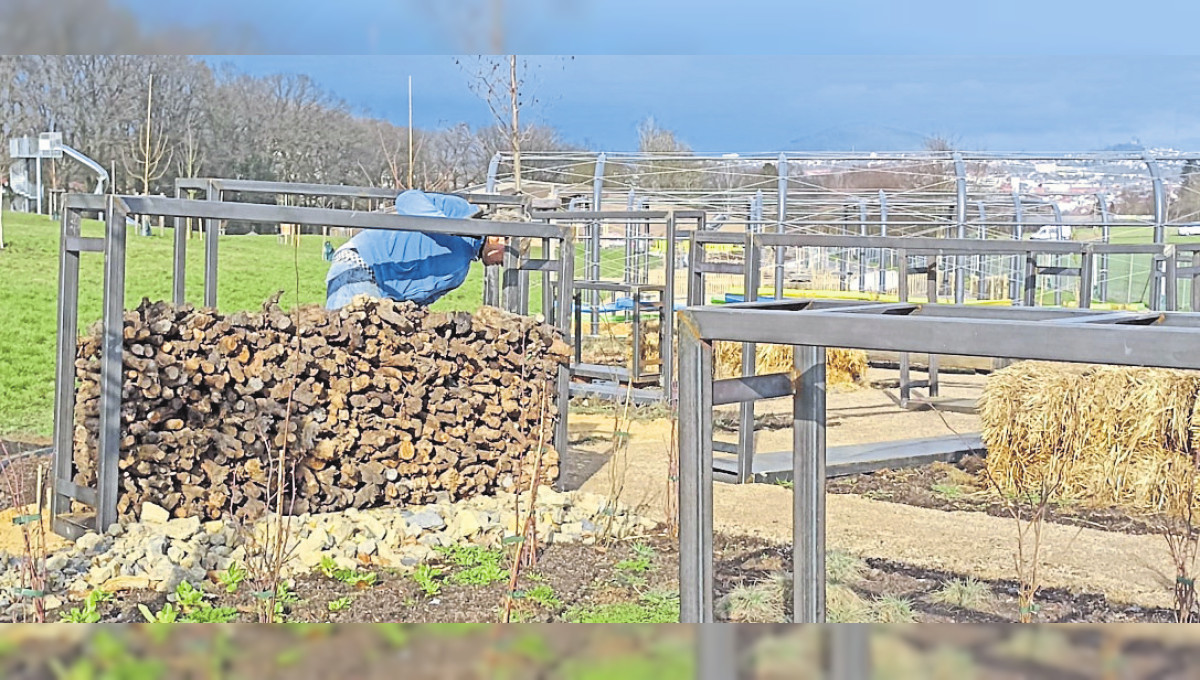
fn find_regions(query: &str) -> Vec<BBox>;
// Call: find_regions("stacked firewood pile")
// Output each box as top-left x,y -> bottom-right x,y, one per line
72,294 -> 569,522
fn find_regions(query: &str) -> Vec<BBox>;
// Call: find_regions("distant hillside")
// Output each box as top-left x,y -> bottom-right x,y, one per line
787,124 -> 934,152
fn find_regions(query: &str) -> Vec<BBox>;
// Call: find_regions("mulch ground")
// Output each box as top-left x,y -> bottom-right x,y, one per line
827,454 -> 1163,536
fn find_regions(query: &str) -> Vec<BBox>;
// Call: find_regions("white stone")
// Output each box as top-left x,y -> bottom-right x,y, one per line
141,502 -> 171,524
164,516 -> 201,540
75,532 -> 104,554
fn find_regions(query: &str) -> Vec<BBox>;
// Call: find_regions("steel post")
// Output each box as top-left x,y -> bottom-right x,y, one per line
589,154 -> 606,335
172,183 -> 187,305
858,198 -> 868,293
737,233 -> 759,483
1165,245 -> 1178,312
829,626 -> 872,680
927,256 -> 940,397
486,152 -> 501,193
203,181 -> 219,308
1080,250 -> 1094,310
1012,189 -> 1025,303
953,152 -> 967,304
554,231 -> 574,474
775,153 -> 787,298
662,214 -> 677,401
1193,251 -> 1200,312
678,320 -> 715,622
51,208 -> 84,526
879,190 -> 889,293
1098,193 -> 1112,302
897,250 -> 910,407
698,626 -> 737,680
97,196 -> 129,531
1146,154 -> 1167,308
794,344 -> 827,622
1024,253 -> 1038,307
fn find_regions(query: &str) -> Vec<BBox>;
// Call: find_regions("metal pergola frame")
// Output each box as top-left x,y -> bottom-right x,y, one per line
171,178 -> 527,309
677,298 -> 1200,629
51,193 -> 574,539
530,209 -> 705,404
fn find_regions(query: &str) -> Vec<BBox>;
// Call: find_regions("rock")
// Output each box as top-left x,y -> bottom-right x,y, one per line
448,509 -> 487,540
358,514 -> 388,540
203,520 -> 225,535
144,535 -> 168,558
106,523 -> 125,537
75,532 -> 105,554
45,552 -> 70,573
87,563 -> 118,586
357,539 -> 378,556
557,522 -> 584,543
149,563 -> 188,592
408,510 -> 445,531
417,533 -> 445,548
100,575 -> 150,592
208,532 -> 227,547
581,519 -> 598,535
166,545 -> 186,563
42,595 -> 63,610
536,487 -> 571,508
327,518 -> 355,544
334,556 -> 358,571
164,516 -> 201,540
141,502 -> 170,525
294,528 -> 331,568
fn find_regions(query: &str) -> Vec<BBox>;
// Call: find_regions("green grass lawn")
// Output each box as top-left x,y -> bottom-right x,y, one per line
0,211 -> 488,439
1073,226 -> 1199,306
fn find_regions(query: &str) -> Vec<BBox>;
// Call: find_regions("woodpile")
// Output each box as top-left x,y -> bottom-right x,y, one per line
72,294 -> 569,522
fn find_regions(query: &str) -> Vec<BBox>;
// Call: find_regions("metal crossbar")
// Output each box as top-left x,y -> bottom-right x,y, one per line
678,298 -> 1200,629
52,194 -> 574,539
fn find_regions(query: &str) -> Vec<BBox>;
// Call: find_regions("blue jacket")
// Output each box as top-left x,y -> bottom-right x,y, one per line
326,190 -> 483,306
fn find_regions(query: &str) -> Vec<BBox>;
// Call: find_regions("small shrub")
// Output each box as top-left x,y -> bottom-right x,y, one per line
218,564 -> 248,593
930,577 -> 991,610
413,564 -> 443,597
872,595 -> 916,623
720,581 -> 785,623
59,589 -> 112,623
327,597 -> 353,613
567,590 -> 679,623
826,551 -> 866,585
520,584 -> 561,609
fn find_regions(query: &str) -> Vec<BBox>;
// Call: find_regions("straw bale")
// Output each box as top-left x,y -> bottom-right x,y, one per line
713,343 -> 868,388
981,361 -> 1200,513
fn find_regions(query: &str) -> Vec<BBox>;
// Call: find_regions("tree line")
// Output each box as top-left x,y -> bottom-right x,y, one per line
0,55 -> 575,203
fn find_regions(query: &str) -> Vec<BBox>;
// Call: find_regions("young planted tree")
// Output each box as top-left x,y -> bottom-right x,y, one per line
123,72 -> 172,234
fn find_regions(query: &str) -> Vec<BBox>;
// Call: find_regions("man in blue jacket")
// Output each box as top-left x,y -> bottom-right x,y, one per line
326,190 -> 506,310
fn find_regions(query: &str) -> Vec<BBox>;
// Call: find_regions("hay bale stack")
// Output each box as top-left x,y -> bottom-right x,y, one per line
71,295 -> 569,522
714,343 -> 868,387
981,361 -> 1200,512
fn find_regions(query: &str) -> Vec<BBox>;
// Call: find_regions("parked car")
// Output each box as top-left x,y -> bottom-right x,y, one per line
1029,224 -> 1072,241
1178,224 -> 1200,237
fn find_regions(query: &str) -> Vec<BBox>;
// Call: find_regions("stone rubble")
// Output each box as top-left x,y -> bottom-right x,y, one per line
0,487 -> 657,619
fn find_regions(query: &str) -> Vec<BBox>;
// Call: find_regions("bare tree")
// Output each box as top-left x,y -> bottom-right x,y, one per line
123,73 -> 172,197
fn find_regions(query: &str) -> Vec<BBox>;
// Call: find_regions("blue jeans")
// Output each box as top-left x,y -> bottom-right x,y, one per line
326,256 -> 383,310
326,279 -> 383,310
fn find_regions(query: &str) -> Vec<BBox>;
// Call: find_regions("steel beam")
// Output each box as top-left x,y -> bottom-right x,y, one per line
66,194 -> 562,240
684,304 -> 1200,369
953,152 -> 968,304
678,322 -> 715,622
794,344 -> 827,622
698,626 -> 737,680
829,626 -> 872,680
172,183 -> 187,305
97,196 -> 129,531
204,182 -> 219,308
776,152 -> 788,298
51,208 -> 83,532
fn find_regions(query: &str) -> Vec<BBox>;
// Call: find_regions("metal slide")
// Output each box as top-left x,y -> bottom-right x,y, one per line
61,144 -> 108,194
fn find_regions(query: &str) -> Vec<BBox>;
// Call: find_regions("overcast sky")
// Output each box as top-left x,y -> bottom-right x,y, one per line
117,0 -> 1200,152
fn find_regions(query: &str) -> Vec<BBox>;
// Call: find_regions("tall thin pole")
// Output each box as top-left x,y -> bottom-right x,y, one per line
407,76 -> 414,189
509,55 -> 521,194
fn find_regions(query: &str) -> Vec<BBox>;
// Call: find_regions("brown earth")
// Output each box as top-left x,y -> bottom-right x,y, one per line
571,368 -> 1187,610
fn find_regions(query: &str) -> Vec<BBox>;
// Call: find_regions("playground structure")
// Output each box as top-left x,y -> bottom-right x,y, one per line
8,133 -> 109,215
49,192 -> 573,538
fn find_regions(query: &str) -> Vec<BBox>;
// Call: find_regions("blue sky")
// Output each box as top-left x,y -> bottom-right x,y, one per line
205,55 -> 1200,152
121,0 -> 1200,151
124,0 -> 1200,55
